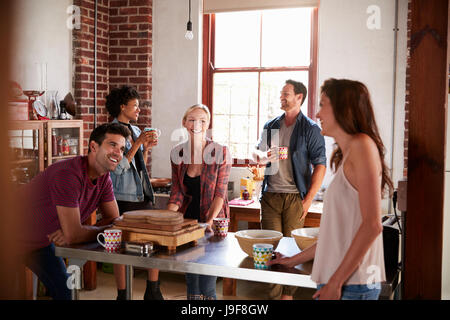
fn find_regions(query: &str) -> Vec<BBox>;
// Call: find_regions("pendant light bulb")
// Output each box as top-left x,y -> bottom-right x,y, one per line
185,0 -> 193,40
185,20 -> 193,40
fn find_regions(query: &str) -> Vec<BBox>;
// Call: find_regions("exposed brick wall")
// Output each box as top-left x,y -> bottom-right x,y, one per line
72,0 -> 153,173
108,0 -> 153,131
73,0 -> 110,151
404,0 -> 411,178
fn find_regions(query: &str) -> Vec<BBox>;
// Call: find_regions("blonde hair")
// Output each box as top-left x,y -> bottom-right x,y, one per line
182,104 -> 211,124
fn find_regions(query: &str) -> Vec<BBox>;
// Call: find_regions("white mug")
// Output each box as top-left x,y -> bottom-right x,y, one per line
97,229 -> 122,253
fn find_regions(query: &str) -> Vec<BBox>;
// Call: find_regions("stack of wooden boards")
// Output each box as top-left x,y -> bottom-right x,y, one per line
114,210 -> 205,253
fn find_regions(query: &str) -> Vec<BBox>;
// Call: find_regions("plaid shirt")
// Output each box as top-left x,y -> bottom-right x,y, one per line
168,139 -> 232,222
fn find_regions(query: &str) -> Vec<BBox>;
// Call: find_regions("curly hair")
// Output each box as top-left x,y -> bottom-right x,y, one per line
105,86 -> 140,118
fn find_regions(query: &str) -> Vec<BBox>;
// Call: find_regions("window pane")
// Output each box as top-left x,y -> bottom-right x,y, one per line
212,73 -> 258,159
261,8 -> 312,67
213,72 -> 258,117
233,143 -> 251,160
259,71 -> 310,129
215,11 -> 261,68
213,114 -> 230,145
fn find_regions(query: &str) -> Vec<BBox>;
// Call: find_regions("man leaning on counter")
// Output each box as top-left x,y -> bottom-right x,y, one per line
18,123 -> 130,300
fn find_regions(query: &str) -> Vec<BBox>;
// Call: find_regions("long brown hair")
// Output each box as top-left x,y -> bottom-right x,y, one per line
321,78 -> 393,197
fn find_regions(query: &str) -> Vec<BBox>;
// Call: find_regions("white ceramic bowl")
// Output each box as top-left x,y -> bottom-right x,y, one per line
291,227 -> 319,250
235,229 -> 283,257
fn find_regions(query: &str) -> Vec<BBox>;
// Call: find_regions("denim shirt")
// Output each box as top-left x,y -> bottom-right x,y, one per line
257,112 -> 326,200
109,118 -> 154,204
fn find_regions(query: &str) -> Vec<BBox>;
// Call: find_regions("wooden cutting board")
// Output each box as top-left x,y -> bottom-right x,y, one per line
123,210 -> 184,225
120,225 -> 205,253
114,216 -> 198,232
116,223 -> 200,236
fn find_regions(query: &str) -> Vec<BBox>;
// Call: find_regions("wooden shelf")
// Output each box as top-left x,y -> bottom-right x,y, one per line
51,155 -> 78,160
11,159 -> 38,165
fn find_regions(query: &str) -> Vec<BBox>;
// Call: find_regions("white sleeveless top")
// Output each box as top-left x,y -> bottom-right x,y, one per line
311,159 -> 386,285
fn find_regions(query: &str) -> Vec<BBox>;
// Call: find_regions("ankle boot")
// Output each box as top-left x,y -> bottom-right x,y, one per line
144,280 -> 164,300
116,289 -> 127,300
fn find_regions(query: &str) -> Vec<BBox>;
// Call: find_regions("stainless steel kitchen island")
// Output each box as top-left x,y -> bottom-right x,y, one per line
55,232 -> 316,300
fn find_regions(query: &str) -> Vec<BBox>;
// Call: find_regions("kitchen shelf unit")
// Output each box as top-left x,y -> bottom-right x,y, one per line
45,120 -> 84,166
9,120 -> 45,185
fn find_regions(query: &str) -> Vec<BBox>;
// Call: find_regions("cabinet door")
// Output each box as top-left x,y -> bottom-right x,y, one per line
8,121 -> 45,185
46,120 -> 83,166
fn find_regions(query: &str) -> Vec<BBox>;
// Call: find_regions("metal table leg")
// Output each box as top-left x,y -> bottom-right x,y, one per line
125,265 -> 133,300
67,258 -> 86,300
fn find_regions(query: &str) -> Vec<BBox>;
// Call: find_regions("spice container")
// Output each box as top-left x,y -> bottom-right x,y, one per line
62,134 -> 70,156
124,242 -> 154,256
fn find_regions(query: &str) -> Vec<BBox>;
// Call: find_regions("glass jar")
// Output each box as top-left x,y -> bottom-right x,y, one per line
69,138 -> 78,155
51,129 -> 57,156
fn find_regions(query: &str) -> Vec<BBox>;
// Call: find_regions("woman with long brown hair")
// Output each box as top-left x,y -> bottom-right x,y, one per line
268,78 -> 393,300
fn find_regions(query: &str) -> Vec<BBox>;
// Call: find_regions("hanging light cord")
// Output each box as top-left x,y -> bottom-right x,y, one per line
188,0 -> 191,23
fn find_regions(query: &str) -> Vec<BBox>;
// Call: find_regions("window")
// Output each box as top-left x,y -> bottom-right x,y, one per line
203,8 -> 318,163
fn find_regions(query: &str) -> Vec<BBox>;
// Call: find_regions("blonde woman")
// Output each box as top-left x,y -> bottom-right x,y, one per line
167,104 -> 231,300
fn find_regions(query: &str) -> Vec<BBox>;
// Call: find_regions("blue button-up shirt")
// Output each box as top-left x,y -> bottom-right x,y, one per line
256,112 -> 327,200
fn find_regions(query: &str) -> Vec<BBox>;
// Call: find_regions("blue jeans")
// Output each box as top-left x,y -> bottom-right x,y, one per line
317,283 -> 381,300
185,273 -> 217,300
23,244 -> 71,300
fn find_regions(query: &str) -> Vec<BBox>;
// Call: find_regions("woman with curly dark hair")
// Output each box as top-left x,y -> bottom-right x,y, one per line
106,85 -> 163,300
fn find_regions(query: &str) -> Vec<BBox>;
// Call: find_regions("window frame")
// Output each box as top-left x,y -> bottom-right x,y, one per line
202,8 -> 319,166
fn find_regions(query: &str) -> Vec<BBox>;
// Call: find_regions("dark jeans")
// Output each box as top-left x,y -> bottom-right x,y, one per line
23,244 -> 71,300
185,273 -> 217,300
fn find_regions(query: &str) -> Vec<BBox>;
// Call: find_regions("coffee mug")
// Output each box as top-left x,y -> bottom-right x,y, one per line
278,147 -> 288,160
268,147 -> 288,160
144,127 -> 161,138
253,243 -> 273,269
97,229 -> 122,253
213,218 -> 229,237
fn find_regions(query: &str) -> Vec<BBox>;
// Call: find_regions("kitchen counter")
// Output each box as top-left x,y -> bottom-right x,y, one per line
56,229 -> 399,300
56,232 -> 316,300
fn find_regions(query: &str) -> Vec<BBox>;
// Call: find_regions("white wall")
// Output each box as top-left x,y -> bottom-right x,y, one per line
11,0 -> 73,106
318,0 -> 407,212
152,0 -> 203,178
151,0 -> 408,210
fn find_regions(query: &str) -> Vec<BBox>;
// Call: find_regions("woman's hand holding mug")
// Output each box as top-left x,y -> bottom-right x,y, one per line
143,128 -> 161,149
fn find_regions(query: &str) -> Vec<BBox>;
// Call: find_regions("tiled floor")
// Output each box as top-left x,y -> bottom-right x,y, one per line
78,265 -> 316,300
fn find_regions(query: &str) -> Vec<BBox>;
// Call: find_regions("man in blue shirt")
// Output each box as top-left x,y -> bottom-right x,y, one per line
252,79 -> 326,300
